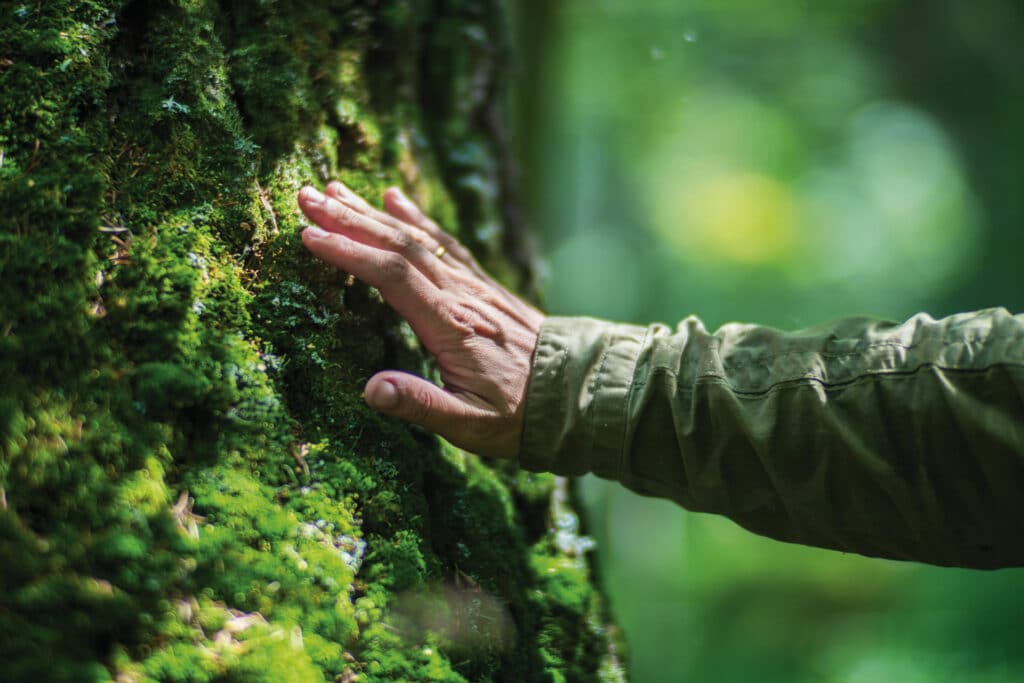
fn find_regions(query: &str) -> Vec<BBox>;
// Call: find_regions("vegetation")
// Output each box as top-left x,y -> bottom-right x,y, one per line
0,2 -> 624,681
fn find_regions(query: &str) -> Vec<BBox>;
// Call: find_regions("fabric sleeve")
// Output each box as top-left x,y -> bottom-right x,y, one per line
518,309 -> 1024,569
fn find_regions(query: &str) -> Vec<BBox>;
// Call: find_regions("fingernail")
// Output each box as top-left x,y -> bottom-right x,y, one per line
368,381 -> 399,410
303,225 -> 328,239
301,186 -> 326,206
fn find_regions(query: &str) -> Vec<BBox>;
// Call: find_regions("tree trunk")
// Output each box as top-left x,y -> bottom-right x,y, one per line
0,2 -> 624,681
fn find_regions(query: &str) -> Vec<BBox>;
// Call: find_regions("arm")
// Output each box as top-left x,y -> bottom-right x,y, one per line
298,182 -> 1024,569
521,313 -> 1024,569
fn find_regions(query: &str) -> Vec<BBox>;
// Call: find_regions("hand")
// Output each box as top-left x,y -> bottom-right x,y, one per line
297,181 -> 545,459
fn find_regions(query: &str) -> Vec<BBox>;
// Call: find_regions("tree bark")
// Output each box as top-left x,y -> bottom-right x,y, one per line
0,2 -> 624,681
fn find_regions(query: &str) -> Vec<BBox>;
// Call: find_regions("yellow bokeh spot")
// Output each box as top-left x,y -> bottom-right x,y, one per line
667,172 -> 797,265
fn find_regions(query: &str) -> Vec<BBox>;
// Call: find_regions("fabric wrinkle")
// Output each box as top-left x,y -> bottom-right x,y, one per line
519,308 -> 1024,568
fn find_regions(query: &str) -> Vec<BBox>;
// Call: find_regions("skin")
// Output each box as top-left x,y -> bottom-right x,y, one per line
298,181 -> 544,459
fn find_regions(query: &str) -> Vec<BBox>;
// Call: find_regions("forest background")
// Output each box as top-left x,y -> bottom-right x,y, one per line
513,1 -> 1024,682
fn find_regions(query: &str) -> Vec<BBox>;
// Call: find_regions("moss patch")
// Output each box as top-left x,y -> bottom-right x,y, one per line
0,1 -> 624,681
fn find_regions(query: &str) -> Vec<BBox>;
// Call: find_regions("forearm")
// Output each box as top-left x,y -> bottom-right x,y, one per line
520,309 -> 1024,568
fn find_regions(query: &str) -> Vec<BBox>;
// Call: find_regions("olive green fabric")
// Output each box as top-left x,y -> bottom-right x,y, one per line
519,309 -> 1024,569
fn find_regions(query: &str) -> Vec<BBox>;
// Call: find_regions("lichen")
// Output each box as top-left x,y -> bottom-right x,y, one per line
0,1 -> 624,681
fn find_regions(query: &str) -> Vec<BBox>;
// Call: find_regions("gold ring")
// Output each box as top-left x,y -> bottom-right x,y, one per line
434,245 -> 447,259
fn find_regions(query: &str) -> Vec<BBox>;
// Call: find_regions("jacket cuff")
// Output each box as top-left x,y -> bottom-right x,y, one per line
519,316 -> 648,479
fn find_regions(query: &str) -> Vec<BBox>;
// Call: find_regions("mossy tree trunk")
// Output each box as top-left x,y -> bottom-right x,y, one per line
0,2 -> 624,681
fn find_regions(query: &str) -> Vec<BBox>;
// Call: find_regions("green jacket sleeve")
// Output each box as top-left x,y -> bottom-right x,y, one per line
518,308 -> 1024,569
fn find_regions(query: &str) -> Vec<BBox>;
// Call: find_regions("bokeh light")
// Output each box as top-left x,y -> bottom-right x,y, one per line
514,1 -> 1024,681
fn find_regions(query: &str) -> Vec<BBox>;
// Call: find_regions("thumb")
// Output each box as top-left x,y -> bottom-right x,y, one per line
364,371 -> 481,439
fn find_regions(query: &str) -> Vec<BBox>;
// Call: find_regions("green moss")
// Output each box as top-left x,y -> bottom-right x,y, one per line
1,1 -> 624,681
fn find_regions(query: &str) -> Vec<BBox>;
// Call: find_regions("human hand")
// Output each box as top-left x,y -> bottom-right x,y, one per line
297,182 -> 545,459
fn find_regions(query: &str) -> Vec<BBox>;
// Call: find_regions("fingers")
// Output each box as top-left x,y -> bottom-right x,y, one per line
381,186 -> 434,230
299,186 -> 448,287
382,187 -> 484,276
325,182 -> 441,255
365,370 -> 489,445
318,181 -> 468,271
300,180 -> 542,356
301,226 -> 448,337
380,187 -> 544,326
324,180 -> 370,208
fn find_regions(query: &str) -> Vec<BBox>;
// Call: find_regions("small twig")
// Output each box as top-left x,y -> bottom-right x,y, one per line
1,487 -> 7,511
291,443 -> 310,478
107,232 -> 132,265
171,490 -> 204,540
256,181 -> 279,235
98,225 -> 131,234
0,147 -> 4,169
24,138 -> 40,173
171,490 -> 190,517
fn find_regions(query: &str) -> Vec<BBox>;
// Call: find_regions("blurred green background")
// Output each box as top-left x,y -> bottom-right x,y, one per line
512,1 -> 1024,682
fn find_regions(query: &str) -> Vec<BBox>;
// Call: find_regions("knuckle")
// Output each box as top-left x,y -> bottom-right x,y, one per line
443,298 -> 502,339
460,278 -> 490,301
380,253 -> 410,282
443,299 -> 480,336
389,229 -> 415,255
